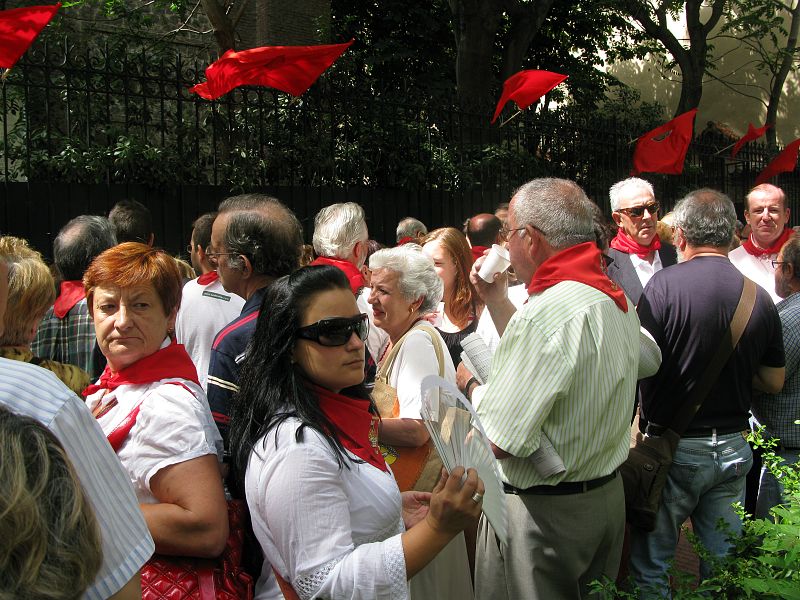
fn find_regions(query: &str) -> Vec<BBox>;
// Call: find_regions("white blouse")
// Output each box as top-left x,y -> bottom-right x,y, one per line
86,377 -> 223,503
245,417 -> 408,600
387,322 -> 457,419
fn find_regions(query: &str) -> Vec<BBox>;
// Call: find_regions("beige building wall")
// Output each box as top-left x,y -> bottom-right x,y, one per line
608,7 -> 799,144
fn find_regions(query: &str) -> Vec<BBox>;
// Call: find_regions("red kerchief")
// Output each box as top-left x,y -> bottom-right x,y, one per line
527,242 -> 628,312
54,280 -> 86,319
741,227 -> 794,258
609,231 -> 662,260
310,256 -> 365,295
0,3 -> 60,69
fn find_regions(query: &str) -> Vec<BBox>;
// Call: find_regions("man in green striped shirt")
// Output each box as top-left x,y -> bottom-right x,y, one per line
459,178 -> 640,599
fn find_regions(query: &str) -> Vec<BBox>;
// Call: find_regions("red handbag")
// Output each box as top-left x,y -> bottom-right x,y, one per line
141,499 -> 254,600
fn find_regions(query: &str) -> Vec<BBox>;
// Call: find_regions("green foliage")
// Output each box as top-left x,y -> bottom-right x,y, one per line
590,427 -> 800,599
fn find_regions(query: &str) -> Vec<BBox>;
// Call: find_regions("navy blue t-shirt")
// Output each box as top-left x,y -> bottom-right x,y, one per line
637,256 -> 784,431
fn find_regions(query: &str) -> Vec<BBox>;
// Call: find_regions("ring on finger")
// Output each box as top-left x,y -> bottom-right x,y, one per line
471,491 -> 483,504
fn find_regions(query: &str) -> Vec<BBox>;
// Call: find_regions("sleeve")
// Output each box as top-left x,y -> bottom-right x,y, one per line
475,312 -> 572,457
49,393 -> 155,600
759,298 -> 786,369
782,313 -> 800,379
253,435 -> 407,600
390,330 -> 444,419
206,342 -> 239,450
127,382 -> 222,492
636,279 -> 666,347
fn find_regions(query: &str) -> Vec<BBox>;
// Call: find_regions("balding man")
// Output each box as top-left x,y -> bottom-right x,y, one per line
460,178 -> 640,599
396,217 -> 427,245
606,178 -> 677,305
465,213 -> 503,262
729,184 -> 791,303
206,194 -> 303,449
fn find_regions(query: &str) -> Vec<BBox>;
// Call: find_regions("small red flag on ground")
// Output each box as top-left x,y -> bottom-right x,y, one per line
191,39 -> 354,100
491,70 -> 568,124
755,139 -> 800,185
731,123 -> 771,159
631,109 -> 697,176
0,3 -> 60,69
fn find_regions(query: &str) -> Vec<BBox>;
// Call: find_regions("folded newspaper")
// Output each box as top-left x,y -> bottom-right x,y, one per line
420,375 -> 507,545
460,332 -> 566,478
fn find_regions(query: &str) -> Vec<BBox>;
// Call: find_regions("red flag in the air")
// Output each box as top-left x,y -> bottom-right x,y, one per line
631,109 -> 697,176
191,39 -> 354,100
731,123 -> 771,159
0,3 -> 60,69
755,139 -> 800,186
491,70 -> 568,124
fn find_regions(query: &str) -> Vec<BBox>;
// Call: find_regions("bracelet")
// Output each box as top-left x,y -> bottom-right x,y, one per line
465,377 -> 479,399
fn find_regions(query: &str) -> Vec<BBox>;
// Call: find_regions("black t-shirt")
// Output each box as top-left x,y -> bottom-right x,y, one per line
637,256 -> 784,431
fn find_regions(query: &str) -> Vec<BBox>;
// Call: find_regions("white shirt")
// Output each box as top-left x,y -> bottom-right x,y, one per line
175,275 -> 245,389
475,284 -> 529,353
246,418 -> 407,600
729,244 -> 781,303
86,377 -> 223,503
387,322 -> 456,418
0,358 -> 155,600
630,250 -> 663,288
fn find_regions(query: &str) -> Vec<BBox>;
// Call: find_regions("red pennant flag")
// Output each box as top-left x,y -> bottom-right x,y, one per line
755,139 -> 800,186
631,109 -> 697,176
491,70 -> 568,124
731,123 -> 771,159
0,3 -> 60,69
191,39 -> 354,100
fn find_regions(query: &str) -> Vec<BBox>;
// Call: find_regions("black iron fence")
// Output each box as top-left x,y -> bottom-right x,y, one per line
1,35 -> 797,257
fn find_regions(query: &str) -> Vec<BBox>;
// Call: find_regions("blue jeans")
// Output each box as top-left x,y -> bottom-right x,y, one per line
629,431 -> 752,598
755,447 -> 800,519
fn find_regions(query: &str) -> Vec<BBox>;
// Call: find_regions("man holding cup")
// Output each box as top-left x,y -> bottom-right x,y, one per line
457,178 -> 640,599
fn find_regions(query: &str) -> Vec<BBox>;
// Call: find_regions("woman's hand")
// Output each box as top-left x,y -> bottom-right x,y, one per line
401,491 -> 431,529
426,466 -> 484,536
400,491 -> 431,529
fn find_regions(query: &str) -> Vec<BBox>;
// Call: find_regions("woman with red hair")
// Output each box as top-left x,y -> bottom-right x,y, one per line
83,242 -> 228,560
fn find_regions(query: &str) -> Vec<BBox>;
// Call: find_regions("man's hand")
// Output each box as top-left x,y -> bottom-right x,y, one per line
470,255 -> 509,308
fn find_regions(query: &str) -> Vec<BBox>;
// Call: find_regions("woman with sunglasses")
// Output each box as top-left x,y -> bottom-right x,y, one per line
228,265 -> 484,600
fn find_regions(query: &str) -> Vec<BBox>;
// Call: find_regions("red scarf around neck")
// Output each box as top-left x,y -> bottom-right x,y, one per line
527,242 -> 628,312
197,271 -> 219,285
310,256 -> 365,295
610,230 -> 662,259
54,280 -> 86,319
312,383 -> 387,472
470,245 -> 489,263
397,236 -> 415,246
742,227 -> 793,258
83,342 -> 199,397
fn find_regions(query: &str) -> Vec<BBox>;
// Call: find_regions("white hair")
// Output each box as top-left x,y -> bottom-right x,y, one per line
609,177 -> 655,212
395,217 -> 428,243
368,245 -> 443,315
312,202 -> 368,259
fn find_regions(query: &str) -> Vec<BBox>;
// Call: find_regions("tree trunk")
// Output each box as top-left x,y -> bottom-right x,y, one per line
500,0 -> 556,82
448,0 -> 504,111
765,0 -> 799,147
201,0 -> 236,52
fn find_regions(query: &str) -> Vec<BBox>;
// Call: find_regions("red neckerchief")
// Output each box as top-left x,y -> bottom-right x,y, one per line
197,271 -> 218,285
312,383 -> 387,472
54,280 -> 86,319
397,236 -> 415,246
610,230 -> 662,259
83,342 -> 199,397
742,227 -> 793,257
527,242 -> 628,312
310,256 -> 365,295
470,245 -> 489,263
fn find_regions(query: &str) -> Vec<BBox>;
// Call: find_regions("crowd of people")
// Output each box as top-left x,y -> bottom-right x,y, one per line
0,179 -> 796,600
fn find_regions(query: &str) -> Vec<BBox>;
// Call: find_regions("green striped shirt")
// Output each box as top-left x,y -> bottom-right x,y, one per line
474,281 -> 639,488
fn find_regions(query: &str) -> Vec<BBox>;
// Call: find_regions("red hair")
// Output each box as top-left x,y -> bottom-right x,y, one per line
422,227 -> 480,328
83,242 -> 182,316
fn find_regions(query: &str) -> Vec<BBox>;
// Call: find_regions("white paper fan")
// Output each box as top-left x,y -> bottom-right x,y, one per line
419,374 -> 508,545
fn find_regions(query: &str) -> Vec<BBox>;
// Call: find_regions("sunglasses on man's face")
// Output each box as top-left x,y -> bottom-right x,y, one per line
617,201 -> 660,219
296,314 -> 369,347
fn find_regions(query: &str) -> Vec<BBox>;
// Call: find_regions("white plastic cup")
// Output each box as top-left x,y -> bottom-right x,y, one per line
477,244 -> 511,282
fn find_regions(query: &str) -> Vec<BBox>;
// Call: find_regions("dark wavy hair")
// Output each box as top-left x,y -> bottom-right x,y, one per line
228,265 -> 374,495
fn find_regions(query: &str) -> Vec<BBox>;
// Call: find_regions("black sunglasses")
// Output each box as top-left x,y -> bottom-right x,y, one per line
617,201 -> 660,219
296,314 -> 369,347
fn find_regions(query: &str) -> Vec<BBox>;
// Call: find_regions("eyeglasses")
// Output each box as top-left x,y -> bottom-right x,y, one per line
206,251 -> 240,265
771,260 -> 786,269
296,314 -> 370,347
500,224 -> 545,241
617,201 -> 660,219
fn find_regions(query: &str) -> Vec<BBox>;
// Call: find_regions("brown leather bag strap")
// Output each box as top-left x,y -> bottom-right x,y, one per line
669,277 -> 757,435
376,323 -> 446,382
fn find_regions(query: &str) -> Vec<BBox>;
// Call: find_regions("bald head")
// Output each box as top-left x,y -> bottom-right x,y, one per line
466,213 -> 502,247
